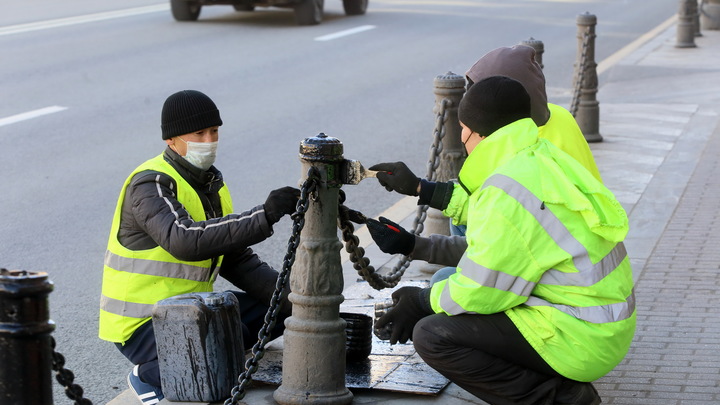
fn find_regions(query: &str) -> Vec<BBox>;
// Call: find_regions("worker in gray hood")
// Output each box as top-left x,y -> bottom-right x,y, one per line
368,45 -> 606,272
465,44 -> 602,181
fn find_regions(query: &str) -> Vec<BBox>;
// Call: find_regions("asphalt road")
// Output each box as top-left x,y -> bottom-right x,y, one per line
0,1 -> 678,403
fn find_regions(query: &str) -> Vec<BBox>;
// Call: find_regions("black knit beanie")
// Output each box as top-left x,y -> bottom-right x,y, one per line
458,76 -> 531,137
161,90 -> 223,140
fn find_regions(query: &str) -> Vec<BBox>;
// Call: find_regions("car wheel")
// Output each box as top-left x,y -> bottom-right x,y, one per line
343,0 -> 367,15
294,0 -> 323,25
233,3 -> 255,11
171,0 -> 202,21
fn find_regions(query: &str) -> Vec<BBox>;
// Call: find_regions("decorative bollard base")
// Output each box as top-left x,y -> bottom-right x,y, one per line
254,281 -> 450,396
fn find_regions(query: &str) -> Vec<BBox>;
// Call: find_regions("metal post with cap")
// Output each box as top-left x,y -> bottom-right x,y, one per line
273,133 -> 353,405
0,268 -> 55,405
421,72 -> 466,237
519,37 -> 544,69
677,0 -> 699,47
573,12 -> 603,142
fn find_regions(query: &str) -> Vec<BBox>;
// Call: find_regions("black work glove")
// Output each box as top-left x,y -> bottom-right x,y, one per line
369,162 -> 421,196
375,286 -> 433,344
264,186 -> 300,225
366,217 -> 415,255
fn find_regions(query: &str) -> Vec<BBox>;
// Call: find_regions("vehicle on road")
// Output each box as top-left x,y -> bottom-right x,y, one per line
170,0 -> 368,25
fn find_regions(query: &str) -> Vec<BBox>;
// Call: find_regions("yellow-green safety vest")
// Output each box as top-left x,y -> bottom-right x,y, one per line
98,154 -> 233,344
436,118 -> 636,381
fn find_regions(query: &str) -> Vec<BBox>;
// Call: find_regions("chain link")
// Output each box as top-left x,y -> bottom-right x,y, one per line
224,167 -> 319,405
338,199 -> 404,289
338,99 -> 449,289
570,28 -> 591,117
51,336 -> 93,405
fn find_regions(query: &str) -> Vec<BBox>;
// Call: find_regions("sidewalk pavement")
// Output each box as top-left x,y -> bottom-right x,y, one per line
110,21 -> 720,405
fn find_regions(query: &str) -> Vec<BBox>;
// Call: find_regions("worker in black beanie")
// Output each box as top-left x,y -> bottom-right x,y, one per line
458,75 -> 531,140
366,74 -> 631,405
99,89 -> 300,403
160,89 -> 223,140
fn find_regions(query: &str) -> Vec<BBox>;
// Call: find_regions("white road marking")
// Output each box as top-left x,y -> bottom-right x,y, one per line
0,4 -> 169,36
0,106 -> 68,127
314,25 -> 376,41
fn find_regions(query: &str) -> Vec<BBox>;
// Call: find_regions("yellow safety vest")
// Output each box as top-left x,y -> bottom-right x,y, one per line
98,154 -> 233,344
436,119 -> 636,381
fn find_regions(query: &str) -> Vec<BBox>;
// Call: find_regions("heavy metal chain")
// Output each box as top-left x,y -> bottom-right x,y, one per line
338,99 -> 449,290
338,193 -> 403,289
225,168 -> 319,405
51,336 -> 93,405
570,28 -> 591,117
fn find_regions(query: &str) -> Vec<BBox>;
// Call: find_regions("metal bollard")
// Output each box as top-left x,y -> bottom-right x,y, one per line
519,37 -> 544,69
421,72 -> 466,239
0,268 -> 55,405
573,12 -> 603,143
701,0 -> 720,30
677,0 -> 699,47
274,133 -> 353,405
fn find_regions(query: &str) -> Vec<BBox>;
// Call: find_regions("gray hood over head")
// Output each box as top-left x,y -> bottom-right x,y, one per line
465,45 -> 550,126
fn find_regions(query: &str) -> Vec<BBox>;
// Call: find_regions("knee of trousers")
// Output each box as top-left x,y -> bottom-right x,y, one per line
412,315 -> 447,361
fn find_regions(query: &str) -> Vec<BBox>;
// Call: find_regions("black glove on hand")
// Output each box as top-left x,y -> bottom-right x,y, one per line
264,186 -> 300,225
369,162 -> 421,196
366,217 -> 415,255
375,286 -> 433,344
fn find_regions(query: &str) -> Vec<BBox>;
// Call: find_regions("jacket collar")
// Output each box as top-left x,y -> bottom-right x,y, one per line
163,146 -> 224,193
458,118 -> 538,195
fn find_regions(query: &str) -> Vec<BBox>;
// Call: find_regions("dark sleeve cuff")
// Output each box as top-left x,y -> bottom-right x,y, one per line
419,287 -> 433,314
418,179 -> 454,210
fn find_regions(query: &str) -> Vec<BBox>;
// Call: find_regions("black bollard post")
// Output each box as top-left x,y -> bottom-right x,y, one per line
0,268 -> 55,405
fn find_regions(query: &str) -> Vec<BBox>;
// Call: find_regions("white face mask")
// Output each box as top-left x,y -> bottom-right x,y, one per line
178,138 -> 218,171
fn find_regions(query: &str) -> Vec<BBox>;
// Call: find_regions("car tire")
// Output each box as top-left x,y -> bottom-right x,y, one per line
343,0 -> 367,15
171,0 -> 202,21
294,0 -> 323,25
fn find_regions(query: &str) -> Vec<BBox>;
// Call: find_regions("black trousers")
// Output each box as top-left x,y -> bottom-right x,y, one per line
413,312 -> 568,405
115,291 -> 286,388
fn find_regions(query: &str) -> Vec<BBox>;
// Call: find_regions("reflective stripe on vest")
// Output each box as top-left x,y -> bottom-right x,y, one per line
525,290 -> 636,323
442,173 -> 634,323
104,250 -> 213,282
100,294 -> 154,319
